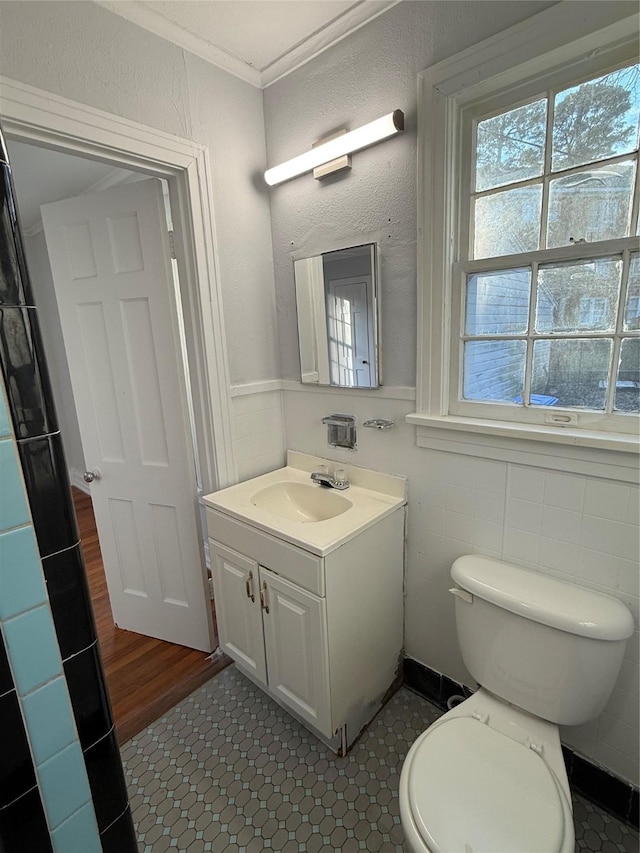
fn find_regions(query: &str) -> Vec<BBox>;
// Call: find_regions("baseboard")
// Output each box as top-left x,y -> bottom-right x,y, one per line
403,657 -> 639,828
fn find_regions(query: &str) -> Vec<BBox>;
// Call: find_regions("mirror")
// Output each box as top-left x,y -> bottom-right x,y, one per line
294,243 -> 380,389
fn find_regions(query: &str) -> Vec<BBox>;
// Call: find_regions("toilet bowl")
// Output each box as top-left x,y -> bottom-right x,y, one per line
400,689 -> 574,853
400,555 -> 634,853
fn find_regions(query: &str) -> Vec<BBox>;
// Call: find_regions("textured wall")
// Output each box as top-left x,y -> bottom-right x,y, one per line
261,0 -> 640,788
0,0 -> 277,386
263,0 -> 558,386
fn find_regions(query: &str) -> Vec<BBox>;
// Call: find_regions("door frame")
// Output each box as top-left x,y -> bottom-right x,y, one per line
0,75 -> 237,500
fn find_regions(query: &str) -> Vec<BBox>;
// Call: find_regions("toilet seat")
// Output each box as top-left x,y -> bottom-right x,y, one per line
403,716 -> 568,853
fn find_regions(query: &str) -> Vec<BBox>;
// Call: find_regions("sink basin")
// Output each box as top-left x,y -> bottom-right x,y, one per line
251,482 -> 352,523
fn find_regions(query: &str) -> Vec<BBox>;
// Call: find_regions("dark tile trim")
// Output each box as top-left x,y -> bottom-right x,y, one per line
84,728 -> 130,832
63,642 -> 113,751
99,804 -> 137,852
403,656 -> 639,826
0,783 -> 53,853
0,306 -> 58,439
42,543 -> 98,662
17,432 -> 79,558
0,691 -> 37,808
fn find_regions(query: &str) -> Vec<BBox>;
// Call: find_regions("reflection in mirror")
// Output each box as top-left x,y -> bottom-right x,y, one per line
294,243 -> 380,389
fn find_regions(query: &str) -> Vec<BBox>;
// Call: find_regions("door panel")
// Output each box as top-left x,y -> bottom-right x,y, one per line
260,566 -> 331,736
211,542 -> 267,684
41,179 -> 213,650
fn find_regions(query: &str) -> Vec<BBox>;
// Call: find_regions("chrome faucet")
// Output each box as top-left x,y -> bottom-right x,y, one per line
310,469 -> 349,490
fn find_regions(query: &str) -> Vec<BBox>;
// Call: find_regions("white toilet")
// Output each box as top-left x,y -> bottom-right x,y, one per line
400,555 -> 634,853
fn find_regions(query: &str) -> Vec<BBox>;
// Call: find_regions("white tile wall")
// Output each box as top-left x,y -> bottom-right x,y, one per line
230,389 -> 286,482
232,385 -> 639,786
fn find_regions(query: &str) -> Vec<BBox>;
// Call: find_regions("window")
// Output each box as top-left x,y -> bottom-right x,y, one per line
414,4 -> 640,450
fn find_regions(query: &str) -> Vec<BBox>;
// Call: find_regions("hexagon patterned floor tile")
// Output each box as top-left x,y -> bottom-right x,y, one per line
121,666 -> 639,852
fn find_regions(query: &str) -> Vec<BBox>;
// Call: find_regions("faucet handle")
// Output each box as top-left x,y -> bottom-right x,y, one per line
333,468 -> 348,488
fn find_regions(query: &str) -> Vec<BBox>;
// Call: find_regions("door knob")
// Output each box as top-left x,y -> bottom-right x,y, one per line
83,470 -> 101,483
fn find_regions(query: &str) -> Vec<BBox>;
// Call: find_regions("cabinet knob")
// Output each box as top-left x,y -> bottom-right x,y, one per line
260,581 -> 270,614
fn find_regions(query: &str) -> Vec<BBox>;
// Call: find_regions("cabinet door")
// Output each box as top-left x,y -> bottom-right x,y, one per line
210,541 -> 267,684
260,567 -> 331,737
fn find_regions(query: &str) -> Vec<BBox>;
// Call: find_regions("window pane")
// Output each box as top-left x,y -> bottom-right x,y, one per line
476,99 -> 547,192
625,253 -> 640,330
474,184 -> 542,258
546,160 -> 635,248
535,257 -> 622,333
532,339 -> 612,409
462,340 -> 526,402
465,269 -> 531,335
552,64 -> 640,172
615,338 -> 640,412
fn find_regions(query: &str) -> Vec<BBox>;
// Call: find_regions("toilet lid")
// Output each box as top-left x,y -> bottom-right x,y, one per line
406,716 -> 565,853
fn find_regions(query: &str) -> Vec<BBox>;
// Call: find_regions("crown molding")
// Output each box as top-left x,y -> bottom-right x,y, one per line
94,0 -> 399,89
261,1 -> 400,87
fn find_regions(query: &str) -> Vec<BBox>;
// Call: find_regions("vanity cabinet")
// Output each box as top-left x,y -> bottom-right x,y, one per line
206,502 -> 405,754
210,541 -> 331,736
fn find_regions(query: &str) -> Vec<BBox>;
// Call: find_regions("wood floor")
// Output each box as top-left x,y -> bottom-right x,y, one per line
73,488 -> 231,744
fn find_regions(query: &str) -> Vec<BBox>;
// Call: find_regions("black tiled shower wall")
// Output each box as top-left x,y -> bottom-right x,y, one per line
0,632 -> 52,852
0,690 -> 37,806
0,785 -> 53,853
0,125 -> 137,851
43,544 -> 97,660
17,432 -> 80,555
0,305 -> 58,439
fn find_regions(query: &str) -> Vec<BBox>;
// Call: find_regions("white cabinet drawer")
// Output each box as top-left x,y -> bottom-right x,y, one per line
206,508 -> 324,596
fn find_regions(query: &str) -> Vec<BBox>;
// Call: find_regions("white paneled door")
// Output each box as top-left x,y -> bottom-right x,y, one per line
41,179 -> 214,651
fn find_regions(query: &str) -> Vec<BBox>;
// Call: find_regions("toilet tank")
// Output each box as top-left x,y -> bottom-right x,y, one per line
451,556 -> 634,726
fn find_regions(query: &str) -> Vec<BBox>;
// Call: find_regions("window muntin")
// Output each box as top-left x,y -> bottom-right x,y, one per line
455,61 -> 640,422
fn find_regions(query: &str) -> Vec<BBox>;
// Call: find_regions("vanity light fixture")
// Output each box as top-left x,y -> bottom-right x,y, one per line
264,110 -> 404,187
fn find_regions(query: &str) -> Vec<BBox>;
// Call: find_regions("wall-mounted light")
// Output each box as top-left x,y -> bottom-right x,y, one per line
264,110 -> 404,187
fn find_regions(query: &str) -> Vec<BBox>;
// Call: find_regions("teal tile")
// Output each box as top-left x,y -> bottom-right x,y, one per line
39,741 -> 92,829
22,676 -> 77,765
0,525 -> 46,619
0,440 -> 30,532
51,802 -> 101,853
0,388 -> 10,438
3,605 -> 63,695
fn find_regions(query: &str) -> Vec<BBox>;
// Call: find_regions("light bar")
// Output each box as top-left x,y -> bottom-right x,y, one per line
264,110 -> 404,187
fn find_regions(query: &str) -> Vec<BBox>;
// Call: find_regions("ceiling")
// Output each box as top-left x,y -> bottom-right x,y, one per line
94,0 -> 399,88
6,141 -> 134,234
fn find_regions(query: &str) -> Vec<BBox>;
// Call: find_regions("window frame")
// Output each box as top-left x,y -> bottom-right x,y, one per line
411,1 -> 640,457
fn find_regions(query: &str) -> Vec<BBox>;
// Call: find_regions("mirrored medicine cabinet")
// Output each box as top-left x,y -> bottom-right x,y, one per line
294,243 -> 380,389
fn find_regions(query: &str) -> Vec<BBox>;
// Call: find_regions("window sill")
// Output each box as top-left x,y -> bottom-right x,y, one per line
405,413 -> 639,483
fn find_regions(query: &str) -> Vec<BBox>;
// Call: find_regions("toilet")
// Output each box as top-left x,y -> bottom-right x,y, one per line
400,555 -> 634,853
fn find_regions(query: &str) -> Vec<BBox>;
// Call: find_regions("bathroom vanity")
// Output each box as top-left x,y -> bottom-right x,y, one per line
203,451 -> 406,754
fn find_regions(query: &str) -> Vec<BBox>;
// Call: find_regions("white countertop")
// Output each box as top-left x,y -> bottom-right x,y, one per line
202,451 -> 407,556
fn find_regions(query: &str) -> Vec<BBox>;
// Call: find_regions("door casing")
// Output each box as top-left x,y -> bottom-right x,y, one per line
0,76 -> 237,503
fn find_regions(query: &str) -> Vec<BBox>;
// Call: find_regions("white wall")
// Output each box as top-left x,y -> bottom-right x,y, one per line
0,0 -> 279,387
262,0 -> 640,786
